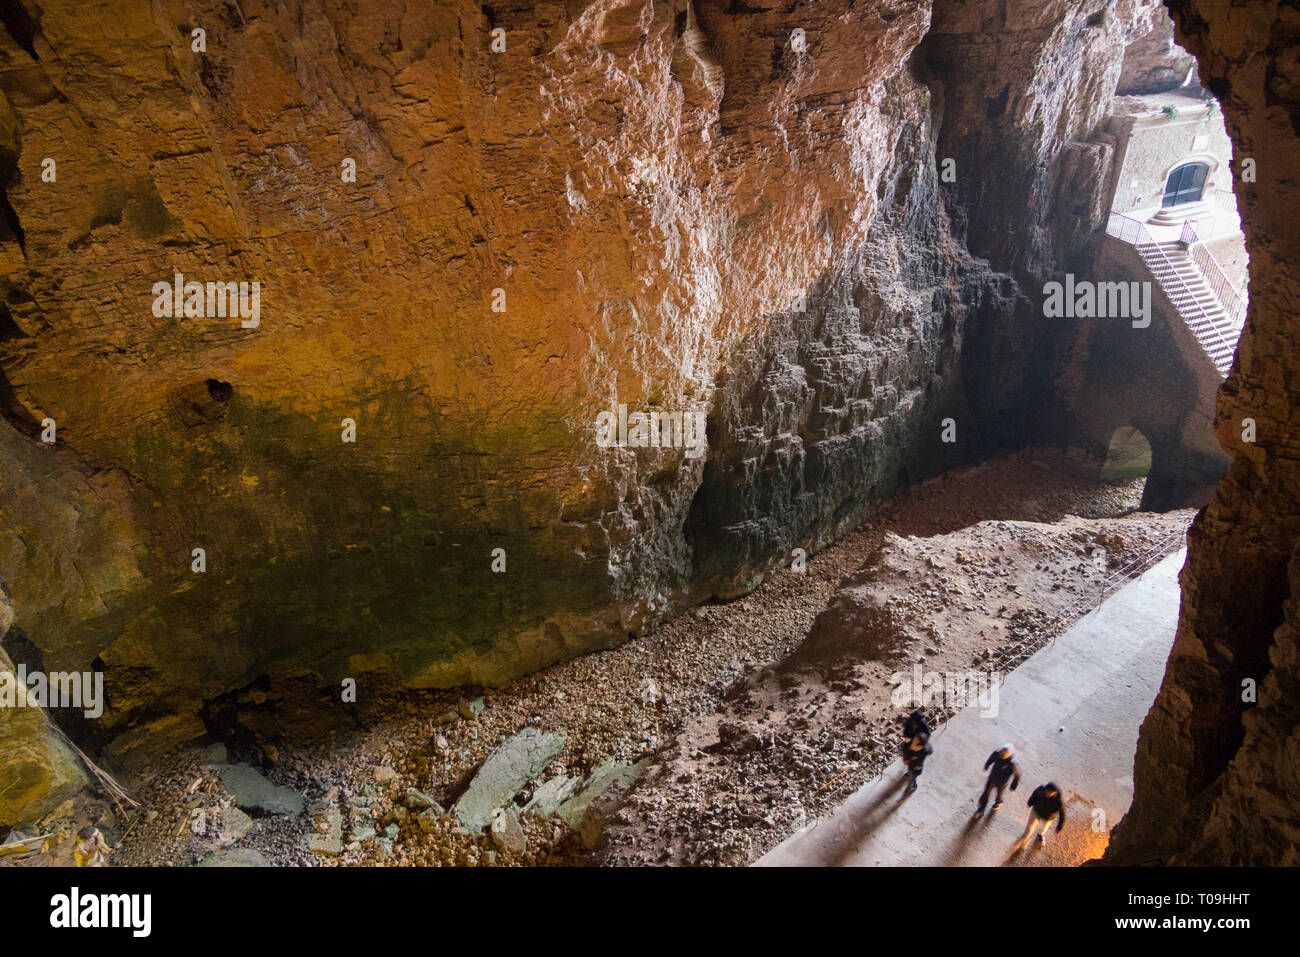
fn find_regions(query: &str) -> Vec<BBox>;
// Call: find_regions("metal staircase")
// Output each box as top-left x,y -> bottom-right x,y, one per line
1105,212 -> 1242,376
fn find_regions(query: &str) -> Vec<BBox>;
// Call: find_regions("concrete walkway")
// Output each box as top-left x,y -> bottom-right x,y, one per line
757,548 -> 1186,867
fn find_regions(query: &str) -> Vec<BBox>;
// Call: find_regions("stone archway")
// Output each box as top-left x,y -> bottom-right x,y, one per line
1052,232 -> 1229,512
1100,425 -> 1152,482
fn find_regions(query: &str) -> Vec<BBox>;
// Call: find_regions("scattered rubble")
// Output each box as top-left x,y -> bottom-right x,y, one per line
93,454 -> 1182,868
199,847 -> 269,867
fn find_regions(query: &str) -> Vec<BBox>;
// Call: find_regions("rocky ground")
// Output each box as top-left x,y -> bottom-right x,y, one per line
9,452 -> 1191,868
600,510 -> 1189,865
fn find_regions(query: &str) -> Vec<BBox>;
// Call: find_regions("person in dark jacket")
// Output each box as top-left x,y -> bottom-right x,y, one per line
902,708 -> 931,748
902,732 -> 932,795
1012,782 -> 1066,851
973,744 -> 1020,819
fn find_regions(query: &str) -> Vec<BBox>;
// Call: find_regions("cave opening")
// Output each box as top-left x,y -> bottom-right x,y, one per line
0,0 -> 1293,890
1100,426 -> 1152,487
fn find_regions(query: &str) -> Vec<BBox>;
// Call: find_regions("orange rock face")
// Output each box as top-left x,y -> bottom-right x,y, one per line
0,0 -> 1182,776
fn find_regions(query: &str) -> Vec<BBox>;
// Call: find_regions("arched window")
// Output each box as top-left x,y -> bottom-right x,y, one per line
1162,162 -> 1209,208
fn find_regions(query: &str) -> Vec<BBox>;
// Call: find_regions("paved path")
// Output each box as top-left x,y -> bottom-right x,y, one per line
757,549 -> 1185,867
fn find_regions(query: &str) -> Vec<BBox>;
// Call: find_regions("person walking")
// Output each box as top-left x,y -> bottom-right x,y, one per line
973,744 -> 1020,819
902,708 -> 930,748
1011,782 -> 1066,852
902,731 -> 932,795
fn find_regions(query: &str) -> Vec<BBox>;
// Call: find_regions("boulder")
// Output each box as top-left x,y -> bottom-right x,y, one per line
490,808 -> 527,855
308,807 -> 343,857
451,729 -> 565,831
215,763 -> 305,816
557,759 -> 650,847
523,775 -> 581,819
0,646 -> 89,828
214,806 -> 253,847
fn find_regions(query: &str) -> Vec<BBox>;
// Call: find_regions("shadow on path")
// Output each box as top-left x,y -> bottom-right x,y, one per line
936,812 -> 985,866
827,772 -> 910,867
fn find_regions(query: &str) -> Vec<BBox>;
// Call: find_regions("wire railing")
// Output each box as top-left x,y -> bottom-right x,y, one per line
859,522 -> 1192,776
1040,524 -> 1190,652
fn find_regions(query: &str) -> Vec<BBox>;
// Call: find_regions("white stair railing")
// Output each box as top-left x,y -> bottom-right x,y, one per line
1104,212 -> 1237,375
1178,219 -> 1248,329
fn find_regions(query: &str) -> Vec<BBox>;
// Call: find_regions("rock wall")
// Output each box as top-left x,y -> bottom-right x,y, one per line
0,0 -> 1157,785
1117,4 -> 1200,95
0,586 -> 89,827
1107,0 -> 1300,865
919,0 -> 1160,278
689,0 -> 1173,601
